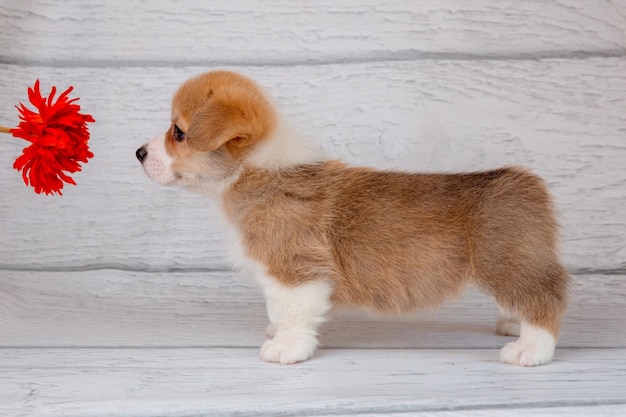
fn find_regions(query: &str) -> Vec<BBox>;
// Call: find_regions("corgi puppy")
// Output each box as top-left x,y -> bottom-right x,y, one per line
137,70 -> 569,366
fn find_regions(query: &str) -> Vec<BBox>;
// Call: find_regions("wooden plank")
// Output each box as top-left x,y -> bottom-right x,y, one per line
320,405 -> 626,417
1,1 -> 624,65
0,271 -> 624,349
0,58 -> 625,270
1,347 -> 625,417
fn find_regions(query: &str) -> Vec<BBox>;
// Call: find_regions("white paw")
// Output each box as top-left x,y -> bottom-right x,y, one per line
260,339 -> 316,365
265,323 -> 276,339
500,341 -> 554,367
496,318 -> 520,337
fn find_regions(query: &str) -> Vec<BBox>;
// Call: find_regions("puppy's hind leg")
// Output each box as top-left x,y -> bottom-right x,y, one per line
496,306 -> 520,337
259,277 -> 332,365
499,320 -> 558,367
496,266 -> 569,367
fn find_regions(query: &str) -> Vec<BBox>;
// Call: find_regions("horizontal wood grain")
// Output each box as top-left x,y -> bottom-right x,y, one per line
1,271 -> 624,416
1,58 -> 625,271
2,3 -> 624,416
1,347 -> 625,417
0,0 -> 626,66
322,405 -> 626,417
1,0 -> 625,65
0,271 -> 623,349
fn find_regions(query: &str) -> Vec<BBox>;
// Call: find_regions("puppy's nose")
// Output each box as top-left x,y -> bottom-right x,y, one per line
136,146 -> 147,163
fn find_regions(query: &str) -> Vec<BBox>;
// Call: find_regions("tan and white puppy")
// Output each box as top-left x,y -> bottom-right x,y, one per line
137,71 -> 570,366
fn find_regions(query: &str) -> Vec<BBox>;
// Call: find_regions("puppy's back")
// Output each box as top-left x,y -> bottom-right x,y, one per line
326,166 -> 564,313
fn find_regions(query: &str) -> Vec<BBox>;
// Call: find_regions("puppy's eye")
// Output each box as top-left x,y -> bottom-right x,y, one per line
173,125 -> 186,142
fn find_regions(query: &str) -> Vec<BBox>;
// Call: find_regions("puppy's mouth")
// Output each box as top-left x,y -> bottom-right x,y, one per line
136,142 -> 178,186
140,158 -> 173,185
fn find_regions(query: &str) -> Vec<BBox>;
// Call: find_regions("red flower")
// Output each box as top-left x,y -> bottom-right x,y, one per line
9,80 -> 95,195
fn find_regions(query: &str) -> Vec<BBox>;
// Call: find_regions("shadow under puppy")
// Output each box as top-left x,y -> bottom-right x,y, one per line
136,71 -> 570,366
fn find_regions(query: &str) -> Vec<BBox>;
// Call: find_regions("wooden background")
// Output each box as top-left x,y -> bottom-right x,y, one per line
1,1 -> 625,416
1,0 -> 625,273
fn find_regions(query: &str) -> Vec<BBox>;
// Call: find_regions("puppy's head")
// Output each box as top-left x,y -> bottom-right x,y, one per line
136,71 -> 277,194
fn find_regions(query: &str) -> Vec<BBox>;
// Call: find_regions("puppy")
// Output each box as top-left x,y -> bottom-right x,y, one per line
137,70 -> 569,366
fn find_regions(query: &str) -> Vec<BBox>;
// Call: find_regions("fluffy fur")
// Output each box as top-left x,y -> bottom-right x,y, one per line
137,70 -> 570,366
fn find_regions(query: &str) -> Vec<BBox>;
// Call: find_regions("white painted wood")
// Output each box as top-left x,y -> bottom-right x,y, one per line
0,271 -> 624,349
1,0 -> 624,65
1,58 -> 625,271
323,405 -> 626,417
1,271 -> 625,416
1,2 -> 624,416
1,347 -> 625,417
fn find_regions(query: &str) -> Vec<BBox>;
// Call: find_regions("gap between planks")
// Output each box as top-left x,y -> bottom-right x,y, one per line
2,49 -> 626,69
1,266 -> 625,275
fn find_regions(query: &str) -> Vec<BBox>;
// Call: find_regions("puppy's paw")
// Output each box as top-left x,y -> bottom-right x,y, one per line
265,323 -> 276,339
496,318 -> 520,337
499,341 -> 554,367
260,338 -> 316,365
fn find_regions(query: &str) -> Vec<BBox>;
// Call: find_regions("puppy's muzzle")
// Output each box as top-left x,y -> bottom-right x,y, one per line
136,146 -> 147,163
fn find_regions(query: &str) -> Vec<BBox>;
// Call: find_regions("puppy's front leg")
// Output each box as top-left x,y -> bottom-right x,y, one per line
259,278 -> 332,365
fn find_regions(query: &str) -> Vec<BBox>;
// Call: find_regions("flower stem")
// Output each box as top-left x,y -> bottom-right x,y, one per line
0,125 -> 13,134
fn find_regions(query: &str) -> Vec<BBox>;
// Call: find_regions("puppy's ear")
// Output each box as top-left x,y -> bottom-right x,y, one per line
186,97 -> 254,158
